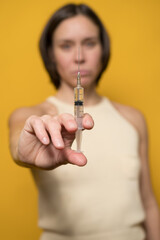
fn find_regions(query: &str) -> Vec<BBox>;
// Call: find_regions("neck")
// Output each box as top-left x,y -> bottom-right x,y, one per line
55,82 -> 102,106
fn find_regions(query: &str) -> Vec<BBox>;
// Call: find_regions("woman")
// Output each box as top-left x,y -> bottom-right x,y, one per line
9,3 -> 160,240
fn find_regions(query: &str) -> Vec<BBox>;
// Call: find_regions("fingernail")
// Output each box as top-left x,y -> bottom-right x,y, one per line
69,122 -> 77,128
85,120 -> 93,128
55,140 -> 64,148
42,137 -> 48,144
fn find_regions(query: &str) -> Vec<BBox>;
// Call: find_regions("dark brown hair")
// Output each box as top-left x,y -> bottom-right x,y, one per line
39,3 -> 110,89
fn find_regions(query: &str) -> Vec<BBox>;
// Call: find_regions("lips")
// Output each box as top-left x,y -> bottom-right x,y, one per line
72,70 -> 90,76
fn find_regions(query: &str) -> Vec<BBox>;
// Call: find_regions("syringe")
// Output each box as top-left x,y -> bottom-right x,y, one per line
74,71 -> 84,152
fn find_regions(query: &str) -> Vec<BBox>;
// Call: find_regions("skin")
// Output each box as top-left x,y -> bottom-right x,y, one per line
51,15 -> 103,105
9,15 -> 160,239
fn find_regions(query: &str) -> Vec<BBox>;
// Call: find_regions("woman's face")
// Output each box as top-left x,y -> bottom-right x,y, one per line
52,15 -> 102,89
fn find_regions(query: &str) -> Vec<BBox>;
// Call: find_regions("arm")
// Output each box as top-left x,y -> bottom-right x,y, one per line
137,112 -> 160,240
8,101 -> 94,170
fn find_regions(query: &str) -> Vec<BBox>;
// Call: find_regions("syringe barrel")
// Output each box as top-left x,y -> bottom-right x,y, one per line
74,86 -> 84,129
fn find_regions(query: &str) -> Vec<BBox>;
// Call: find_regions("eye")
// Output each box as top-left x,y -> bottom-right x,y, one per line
85,41 -> 96,47
60,43 -> 71,50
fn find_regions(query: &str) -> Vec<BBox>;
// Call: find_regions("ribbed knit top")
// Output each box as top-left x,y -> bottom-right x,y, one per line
31,96 -> 146,240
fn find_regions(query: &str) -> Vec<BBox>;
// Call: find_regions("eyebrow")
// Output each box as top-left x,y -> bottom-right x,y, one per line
56,36 -> 99,44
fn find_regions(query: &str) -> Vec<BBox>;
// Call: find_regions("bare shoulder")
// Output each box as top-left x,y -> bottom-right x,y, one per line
111,100 -> 148,139
9,99 -> 57,126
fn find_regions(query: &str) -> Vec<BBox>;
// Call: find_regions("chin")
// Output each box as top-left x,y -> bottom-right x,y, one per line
81,76 -> 96,88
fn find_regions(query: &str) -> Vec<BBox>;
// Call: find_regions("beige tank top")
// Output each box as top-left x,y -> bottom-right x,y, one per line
31,96 -> 146,240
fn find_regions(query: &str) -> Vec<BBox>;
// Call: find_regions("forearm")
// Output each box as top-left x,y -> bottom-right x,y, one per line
144,201 -> 160,240
9,127 -> 22,160
9,127 -> 30,167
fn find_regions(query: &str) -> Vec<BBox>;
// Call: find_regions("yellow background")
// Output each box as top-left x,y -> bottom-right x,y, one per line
0,0 -> 160,239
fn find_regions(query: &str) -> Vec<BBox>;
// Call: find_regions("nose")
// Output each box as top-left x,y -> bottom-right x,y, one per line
74,47 -> 85,66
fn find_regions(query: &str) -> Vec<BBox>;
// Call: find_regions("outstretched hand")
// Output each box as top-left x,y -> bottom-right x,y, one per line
17,113 -> 94,170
